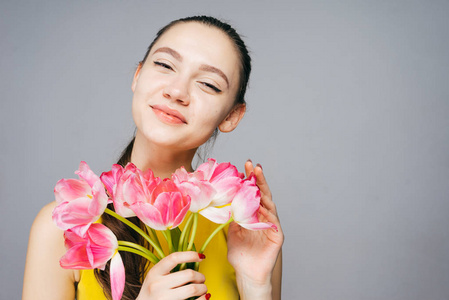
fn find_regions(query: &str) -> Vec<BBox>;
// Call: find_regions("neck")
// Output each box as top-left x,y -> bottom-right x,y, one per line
130,131 -> 196,179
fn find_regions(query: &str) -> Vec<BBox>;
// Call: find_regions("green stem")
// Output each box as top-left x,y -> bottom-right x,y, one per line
178,213 -> 194,251
186,213 -> 198,251
146,225 -> 162,251
163,229 -> 174,254
118,246 -> 157,264
194,218 -> 233,271
118,241 -> 159,263
182,220 -> 192,251
199,218 -> 233,253
104,208 -> 165,259
180,213 -> 198,271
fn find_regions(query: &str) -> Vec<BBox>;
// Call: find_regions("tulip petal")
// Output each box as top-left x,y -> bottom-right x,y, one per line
88,180 -> 108,216
239,221 -> 277,231
110,253 -> 125,300
196,158 -> 217,180
176,181 -> 215,213
68,223 -> 92,237
52,198 -> 99,232
60,224 -> 118,270
209,162 -> 240,182
53,162 -> 107,232
100,164 -> 124,196
231,193 -> 260,224
171,195 -> 191,229
75,161 -> 100,188
195,159 -> 243,207
172,167 -> 190,182
174,174 -> 208,208
54,179 -> 91,204
153,192 -> 172,226
60,243 -> 91,269
129,202 -> 165,230
88,224 -> 118,250
229,175 -> 275,230
231,176 -> 260,222
200,206 -> 232,224
113,171 -> 143,217
209,177 -> 242,207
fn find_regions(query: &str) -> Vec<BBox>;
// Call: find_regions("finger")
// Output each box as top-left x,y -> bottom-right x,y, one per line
246,161 -> 276,214
244,159 -> 255,178
258,205 -> 282,234
260,193 -> 277,216
151,252 -> 205,275
197,293 -> 212,300
246,160 -> 272,199
254,164 -> 272,199
162,268 -> 206,289
171,283 -> 208,299
253,167 -> 278,216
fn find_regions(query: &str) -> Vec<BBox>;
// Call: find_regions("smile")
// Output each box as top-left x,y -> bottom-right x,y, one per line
150,104 -> 187,125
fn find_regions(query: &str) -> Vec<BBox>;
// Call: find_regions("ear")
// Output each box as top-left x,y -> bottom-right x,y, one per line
131,62 -> 143,92
218,103 -> 246,133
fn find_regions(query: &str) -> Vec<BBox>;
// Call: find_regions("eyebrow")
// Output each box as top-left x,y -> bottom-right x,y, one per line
200,64 -> 229,88
153,46 -> 229,88
153,47 -> 182,62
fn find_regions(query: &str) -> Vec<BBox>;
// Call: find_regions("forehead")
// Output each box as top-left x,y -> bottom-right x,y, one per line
150,22 -> 241,87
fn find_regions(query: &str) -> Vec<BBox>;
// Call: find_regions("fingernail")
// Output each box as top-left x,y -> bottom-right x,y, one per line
198,253 -> 206,259
256,163 -> 263,170
246,159 -> 252,163
205,293 -> 211,300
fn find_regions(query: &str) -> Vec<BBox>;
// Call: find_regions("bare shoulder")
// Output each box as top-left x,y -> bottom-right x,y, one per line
28,202 -> 66,250
31,201 -> 57,231
23,202 -> 77,300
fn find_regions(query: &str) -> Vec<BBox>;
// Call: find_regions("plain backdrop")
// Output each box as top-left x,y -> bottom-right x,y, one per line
1,0 -> 449,299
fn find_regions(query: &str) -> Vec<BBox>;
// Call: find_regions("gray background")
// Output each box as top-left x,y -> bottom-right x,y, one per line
1,0 -> 448,299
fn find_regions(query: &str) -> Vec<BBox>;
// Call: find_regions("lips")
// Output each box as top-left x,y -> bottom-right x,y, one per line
151,104 -> 187,124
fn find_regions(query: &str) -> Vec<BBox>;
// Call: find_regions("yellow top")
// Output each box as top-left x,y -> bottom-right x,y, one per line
76,214 -> 239,299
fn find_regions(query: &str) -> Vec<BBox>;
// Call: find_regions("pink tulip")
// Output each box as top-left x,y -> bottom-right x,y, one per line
52,161 -> 108,236
60,223 -> 125,300
172,167 -> 216,213
100,164 -> 124,198
113,163 -> 161,217
187,159 -> 243,223
200,174 -> 276,228
231,174 -> 277,230
61,223 -> 117,269
128,179 -> 191,230
196,159 -> 244,207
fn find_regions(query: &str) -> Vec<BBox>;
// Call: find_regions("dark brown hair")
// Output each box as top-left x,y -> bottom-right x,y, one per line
95,15 -> 252,299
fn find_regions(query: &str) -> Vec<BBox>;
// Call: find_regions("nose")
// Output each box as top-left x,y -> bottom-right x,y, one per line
163,76 -> 190,105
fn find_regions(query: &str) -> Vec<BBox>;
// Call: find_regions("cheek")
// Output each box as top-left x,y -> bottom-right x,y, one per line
134,71 -> 167,98
192,101 -> 229,129
131,74 -> 166,119
131,96 -> 143,130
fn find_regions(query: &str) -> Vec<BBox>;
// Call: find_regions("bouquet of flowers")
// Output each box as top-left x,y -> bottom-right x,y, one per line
52,158 -> 276,300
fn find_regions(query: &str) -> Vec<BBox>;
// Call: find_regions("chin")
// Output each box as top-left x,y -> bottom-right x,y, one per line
135,123 -> 215,151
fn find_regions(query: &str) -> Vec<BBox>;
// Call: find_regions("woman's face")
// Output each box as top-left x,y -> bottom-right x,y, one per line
131,22 -> 244,152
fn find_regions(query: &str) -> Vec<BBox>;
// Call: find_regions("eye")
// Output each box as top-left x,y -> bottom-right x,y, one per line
201,82 -> 222,93
153,61 -> 173,70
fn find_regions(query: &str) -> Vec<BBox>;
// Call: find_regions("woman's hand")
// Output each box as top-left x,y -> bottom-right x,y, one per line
227,160 -> 284,299
136,251 -> 210,300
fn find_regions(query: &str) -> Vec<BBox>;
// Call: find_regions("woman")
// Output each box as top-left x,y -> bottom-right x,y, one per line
23,16 -> 283,300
